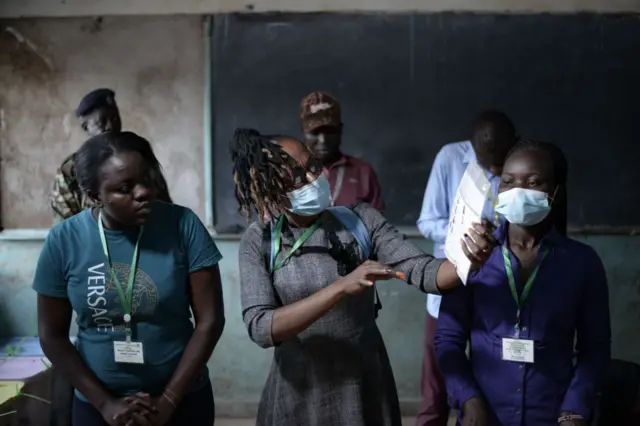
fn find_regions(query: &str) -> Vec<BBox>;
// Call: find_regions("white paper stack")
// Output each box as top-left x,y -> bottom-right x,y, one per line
444,160 -> 491,284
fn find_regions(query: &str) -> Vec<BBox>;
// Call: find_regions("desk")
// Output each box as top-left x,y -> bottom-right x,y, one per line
0,337 -> 52,424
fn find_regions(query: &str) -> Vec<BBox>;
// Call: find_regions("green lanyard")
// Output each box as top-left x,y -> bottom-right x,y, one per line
501,245 -> 548,338
98,211 -> 144,342
273,215 -> 321,272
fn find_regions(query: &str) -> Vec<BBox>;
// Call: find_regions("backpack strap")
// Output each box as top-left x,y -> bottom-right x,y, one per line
269,221 -> 277,273
268,208 -> 371,272
326,206 -> 372,259
268,207 -> 382,316
327,206 -> 382,316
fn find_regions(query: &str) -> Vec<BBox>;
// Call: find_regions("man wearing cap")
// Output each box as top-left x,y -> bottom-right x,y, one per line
49,88 -> 172,223
301,92 -> 385,211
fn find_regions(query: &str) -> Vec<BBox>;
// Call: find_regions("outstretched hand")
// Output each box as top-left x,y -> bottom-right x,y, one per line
339,260 -> 404,295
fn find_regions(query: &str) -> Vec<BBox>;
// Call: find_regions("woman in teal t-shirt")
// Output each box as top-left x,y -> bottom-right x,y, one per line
33,132 -> 225,426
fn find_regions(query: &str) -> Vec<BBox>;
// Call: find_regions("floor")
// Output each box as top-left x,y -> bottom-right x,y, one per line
217,416 -> 457,426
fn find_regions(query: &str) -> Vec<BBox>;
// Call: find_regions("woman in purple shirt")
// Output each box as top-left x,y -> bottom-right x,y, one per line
435,141 -> 610,426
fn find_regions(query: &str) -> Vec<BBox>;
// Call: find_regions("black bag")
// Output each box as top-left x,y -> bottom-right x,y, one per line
0,367 -> 72,426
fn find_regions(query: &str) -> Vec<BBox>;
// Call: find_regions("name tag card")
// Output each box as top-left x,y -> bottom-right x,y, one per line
113,341 -> 145,364
502,338 -> 534,363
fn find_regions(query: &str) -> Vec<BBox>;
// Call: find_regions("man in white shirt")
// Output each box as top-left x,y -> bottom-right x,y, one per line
415,111 -> 517,426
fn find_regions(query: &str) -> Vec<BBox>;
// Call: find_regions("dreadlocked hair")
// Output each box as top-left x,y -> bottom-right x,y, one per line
505,140 -> 569,236
230,128 -> 299,223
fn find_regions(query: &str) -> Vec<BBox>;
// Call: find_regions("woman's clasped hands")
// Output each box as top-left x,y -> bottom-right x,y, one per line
100,391 -> 177,426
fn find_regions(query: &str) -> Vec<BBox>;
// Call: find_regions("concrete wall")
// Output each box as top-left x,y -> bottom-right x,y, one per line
0,16 -> 205,228
1,10 -> 640,417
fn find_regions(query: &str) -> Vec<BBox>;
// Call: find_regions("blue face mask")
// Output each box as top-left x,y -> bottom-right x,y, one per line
495,187 -> 553,226
287,174 -> 331,216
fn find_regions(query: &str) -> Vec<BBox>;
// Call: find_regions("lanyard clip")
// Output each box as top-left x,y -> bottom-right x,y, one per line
513,327 -> 521,339
124,313 -> 132,343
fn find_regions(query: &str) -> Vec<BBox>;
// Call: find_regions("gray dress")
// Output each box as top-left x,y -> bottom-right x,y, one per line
239,203 -> 444,426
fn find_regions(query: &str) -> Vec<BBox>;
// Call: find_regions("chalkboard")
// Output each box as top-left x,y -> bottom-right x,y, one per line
211,12 -> 640,233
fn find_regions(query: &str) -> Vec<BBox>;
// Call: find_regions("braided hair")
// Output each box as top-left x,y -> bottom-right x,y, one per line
505,140 -> 569,235
230,128 -> 300,222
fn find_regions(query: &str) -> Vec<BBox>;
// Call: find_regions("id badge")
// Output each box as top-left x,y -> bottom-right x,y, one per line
113,341 -> 145,364
502,338 -> 534,363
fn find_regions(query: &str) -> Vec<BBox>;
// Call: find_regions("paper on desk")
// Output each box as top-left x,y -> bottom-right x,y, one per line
0,357 -> 50,380
444,159 -> 491,284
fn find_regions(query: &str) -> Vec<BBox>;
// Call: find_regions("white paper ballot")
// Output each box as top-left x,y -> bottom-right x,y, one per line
444,160 -> 491,284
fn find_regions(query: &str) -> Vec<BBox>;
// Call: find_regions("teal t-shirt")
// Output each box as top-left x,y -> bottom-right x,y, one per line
33,201 -> 222,398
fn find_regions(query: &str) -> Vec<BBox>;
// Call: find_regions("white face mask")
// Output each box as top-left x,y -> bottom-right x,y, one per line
495,188 -> 552,226
287,174 -> 331,216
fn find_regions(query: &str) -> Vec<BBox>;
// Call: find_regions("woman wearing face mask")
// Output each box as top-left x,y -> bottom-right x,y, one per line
231,128 -> 495,426
434,140 -> 610,426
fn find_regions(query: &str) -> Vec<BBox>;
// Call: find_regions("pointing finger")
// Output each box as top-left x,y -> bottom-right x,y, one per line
359,279 -> 374,287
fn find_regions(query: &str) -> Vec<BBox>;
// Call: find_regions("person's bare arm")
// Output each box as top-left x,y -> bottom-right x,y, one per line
162,267 -> 225,400
435,260 -> 461,292
270,259 -> 403,343
158,208 -> 225,401
270,282 -> 345,343
38,295 -> 112,411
